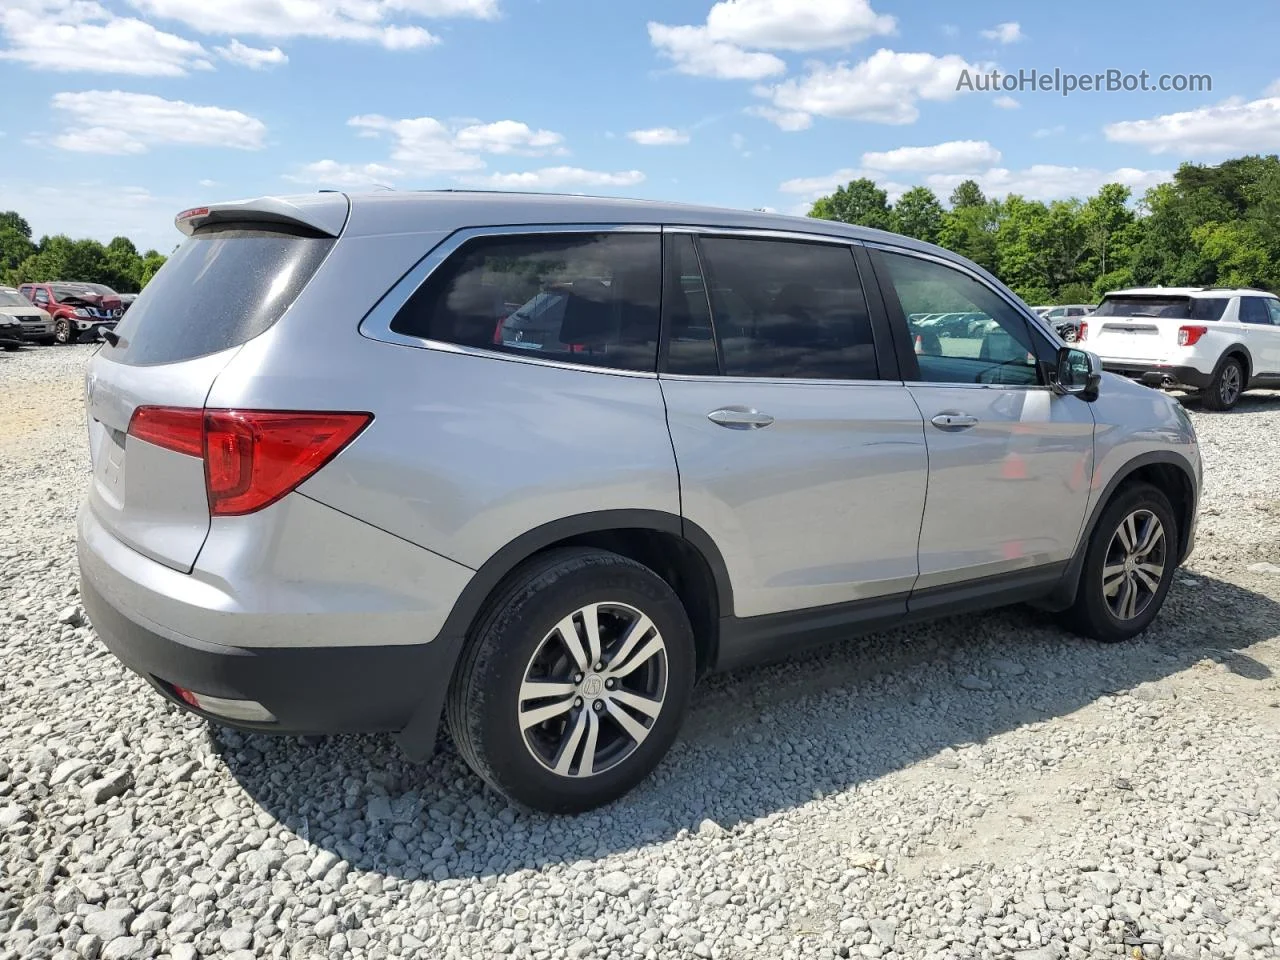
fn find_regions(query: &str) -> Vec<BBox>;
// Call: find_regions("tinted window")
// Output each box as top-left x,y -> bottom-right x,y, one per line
662,234 -> 719,375
694,237 -> 876,380
1093,295 -> 1228,321
108,224 -> 335,366
392,233 -> 661,373
1268,299 -> 1280,325
0,290 -> 29,307
1239,297 -> 1271,325
878,251 -> 1042,386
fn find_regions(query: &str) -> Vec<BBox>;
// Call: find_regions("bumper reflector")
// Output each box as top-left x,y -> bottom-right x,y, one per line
171,686 -> 276,723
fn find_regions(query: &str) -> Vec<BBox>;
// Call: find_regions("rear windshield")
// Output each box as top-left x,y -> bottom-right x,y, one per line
1093,295 -> 1228,321
107,224 -> 335,366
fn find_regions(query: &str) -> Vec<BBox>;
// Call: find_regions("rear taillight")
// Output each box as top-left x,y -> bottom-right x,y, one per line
127,408 -> 371,516
1178,325 -> 1207,347
1077,321 -> 1088,341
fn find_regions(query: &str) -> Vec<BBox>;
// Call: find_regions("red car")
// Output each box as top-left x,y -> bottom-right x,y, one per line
19,282 -> 124,344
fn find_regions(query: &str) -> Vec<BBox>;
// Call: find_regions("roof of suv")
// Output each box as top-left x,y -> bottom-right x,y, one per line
188,189 -> 946,257
1106,286 -> 1277,299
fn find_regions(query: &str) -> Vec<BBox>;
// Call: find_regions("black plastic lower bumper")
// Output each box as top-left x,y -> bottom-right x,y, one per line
81,576 -> 462,750
1101,362 -> 1213,391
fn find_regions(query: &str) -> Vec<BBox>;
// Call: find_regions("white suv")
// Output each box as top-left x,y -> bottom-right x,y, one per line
1083,287 -> 1280,410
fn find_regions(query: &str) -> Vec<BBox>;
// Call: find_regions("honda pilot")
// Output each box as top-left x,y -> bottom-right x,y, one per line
79,193 -> 1201,812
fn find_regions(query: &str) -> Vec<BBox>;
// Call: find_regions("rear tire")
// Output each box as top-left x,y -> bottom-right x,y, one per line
1202,355 -> 1244,411
1062,483 -> 1178,643
446,547 -> 695,813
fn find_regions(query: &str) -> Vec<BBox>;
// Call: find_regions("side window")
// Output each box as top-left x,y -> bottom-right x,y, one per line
1240,297 -> 1271,325
390,232 -> 662,372
662,234 -> 719,376
694,236 -> 878,380
1267,299 -> 1280,326
32,287 -> 49,306
876,251 -> 1043,387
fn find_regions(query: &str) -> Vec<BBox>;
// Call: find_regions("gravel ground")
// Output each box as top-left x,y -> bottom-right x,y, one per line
2,343 -> 1279,960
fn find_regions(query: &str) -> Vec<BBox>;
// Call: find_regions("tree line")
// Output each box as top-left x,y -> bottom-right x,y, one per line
0,211 -> 168,293
808,154 -> 1280,306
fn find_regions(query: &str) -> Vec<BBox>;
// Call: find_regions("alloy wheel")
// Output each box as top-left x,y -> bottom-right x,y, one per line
1102,509 -> 1167,621
1219,363 -> 1242,406
518,602 -> 668,778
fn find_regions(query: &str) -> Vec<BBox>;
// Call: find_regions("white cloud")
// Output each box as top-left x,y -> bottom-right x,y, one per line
778,167 -> 911,203
50,90 -> 267,154
215,38 -> 287,68
746,105 -> 813,130
1104,95 -> 1280,155
285,160 -> 402,187
0,2 -> 212,76
703,0 -> 895,52
981,21 -> 1023,44
627,127 -> 690,146
125,0 -> 484,48
460,167 -> 646,190
993,95 -> 1019,110
1267,79 -> 1280,97
927,165 -> 1171,202
861,140 -> 1001,173
757,49 -> 986,127
346,114 -> 566,173
198,178 -> 219,187
1033,125 -> 1066,138
647,23 -> 784,80
453,120 -> 564,155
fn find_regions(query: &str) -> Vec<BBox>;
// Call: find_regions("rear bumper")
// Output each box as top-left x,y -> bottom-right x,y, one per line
81,574 -> 463,737
77,496 -> 474,750
1099,361 -> 1213,391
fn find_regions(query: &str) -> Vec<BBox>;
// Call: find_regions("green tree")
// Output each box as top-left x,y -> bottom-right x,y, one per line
949,180 -> 988,210
0,211 -> 32,239
103,236 -> 143,292
139,251 -> 167,286
892,186 -> 944,243
808,178 -> 894,230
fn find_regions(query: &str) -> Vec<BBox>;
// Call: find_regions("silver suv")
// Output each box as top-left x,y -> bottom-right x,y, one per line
79,192 -> 1201,812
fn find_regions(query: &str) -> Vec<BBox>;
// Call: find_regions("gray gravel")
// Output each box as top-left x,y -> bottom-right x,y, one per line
2,344 -> 1279,960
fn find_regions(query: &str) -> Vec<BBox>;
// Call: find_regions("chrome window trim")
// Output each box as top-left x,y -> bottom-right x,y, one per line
865,239 -> 1059,390
358,223 -> 663,378
658,372 -> 900,387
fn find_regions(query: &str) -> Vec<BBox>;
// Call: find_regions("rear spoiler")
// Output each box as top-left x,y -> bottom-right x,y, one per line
175,194 -> 350,238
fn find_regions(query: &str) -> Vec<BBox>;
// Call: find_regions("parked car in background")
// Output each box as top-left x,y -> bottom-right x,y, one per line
1041,304 -> 1094,342
1082,287 -> 1280,410
79,192 -> 1201,813
18,282 -> 124,344
0,312 -> 23,350
119,293 -> 138,313
0,285 -> 55,344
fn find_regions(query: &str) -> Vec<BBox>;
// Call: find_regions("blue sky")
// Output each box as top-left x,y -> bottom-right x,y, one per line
2,0 -> 1279,252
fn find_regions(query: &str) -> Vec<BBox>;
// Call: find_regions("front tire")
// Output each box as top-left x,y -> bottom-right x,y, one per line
1062,483 -> 1178,643
1202,356 -> 1244,411
446,548 -> 695,813
54,319 -> 78,345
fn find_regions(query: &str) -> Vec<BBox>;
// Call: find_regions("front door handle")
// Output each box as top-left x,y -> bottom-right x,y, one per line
707,407 -> 775,429
931,412 -> 979,430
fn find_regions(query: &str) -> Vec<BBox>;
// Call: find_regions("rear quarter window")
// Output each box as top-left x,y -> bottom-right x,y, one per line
106,223 -> 335,366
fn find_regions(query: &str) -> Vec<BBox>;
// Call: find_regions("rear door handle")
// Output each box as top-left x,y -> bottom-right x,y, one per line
707,407 -> 775,429
931,413 -> 978,430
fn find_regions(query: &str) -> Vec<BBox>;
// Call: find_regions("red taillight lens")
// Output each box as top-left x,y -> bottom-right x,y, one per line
127,407 -> 372,516
1077,321 -> 1088,341
127,406 -> 203,458
1178,325 -> 1207,346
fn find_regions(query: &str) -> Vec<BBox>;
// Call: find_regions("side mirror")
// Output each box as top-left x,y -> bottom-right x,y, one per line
1052,346 -> 1102,402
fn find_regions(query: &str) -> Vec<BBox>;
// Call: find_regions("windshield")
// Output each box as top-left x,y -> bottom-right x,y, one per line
1093,295 -> 1229,321
0,291 -> 31,307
